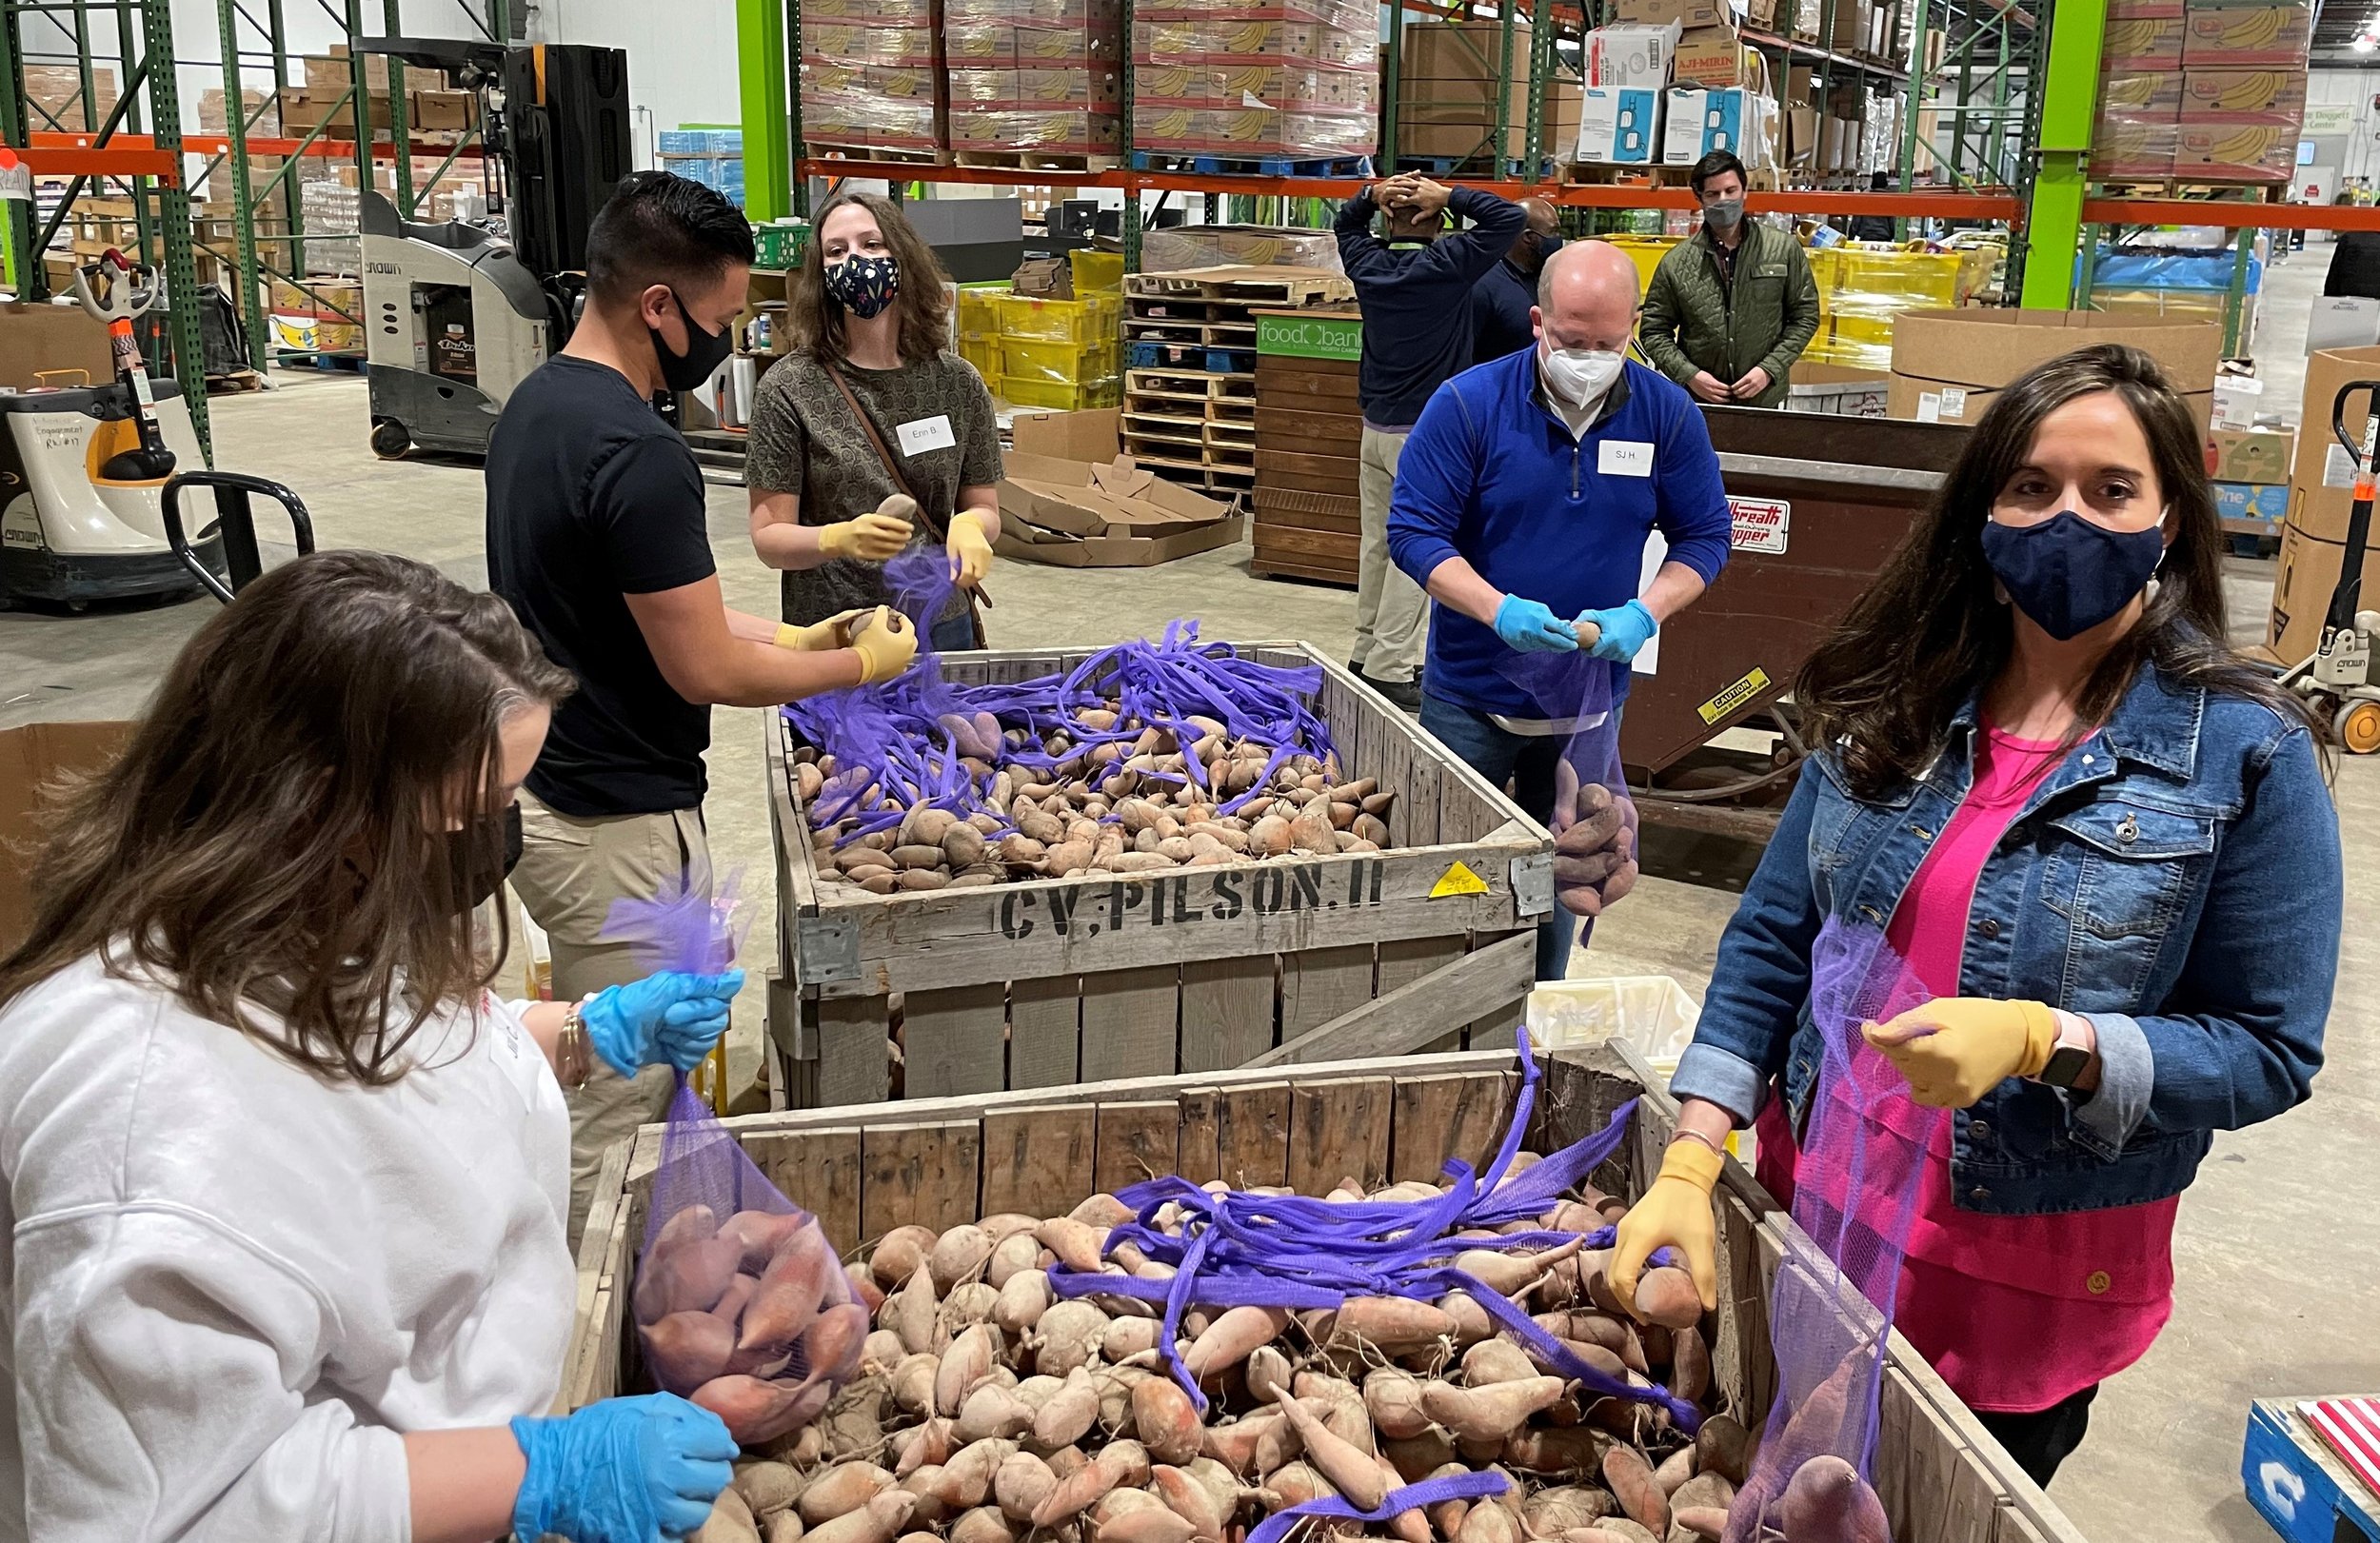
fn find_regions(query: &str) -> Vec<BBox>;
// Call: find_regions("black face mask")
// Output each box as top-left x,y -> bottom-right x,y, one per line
450,801 -> 524,915
650,290 -> 735,392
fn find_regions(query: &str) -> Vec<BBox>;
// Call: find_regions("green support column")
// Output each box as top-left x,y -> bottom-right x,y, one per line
2222,227 -> 2252,357
2075,221 -> 2098,307
1119,0 -> 1137,271
1380,0 -> 1401,168
384,0 -> 412,215
737,0 -> 790,219
1523,0 -> 1549,178
1495,0 -> 1515,177
219,0 -> 270,371
2016,0 -> 2106,308
141,0 -> 216,461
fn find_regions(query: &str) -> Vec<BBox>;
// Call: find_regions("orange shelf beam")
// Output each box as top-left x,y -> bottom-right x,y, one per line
20,144 -> 178,178
31,129 -> 483,164
2083,197 -> 2380,231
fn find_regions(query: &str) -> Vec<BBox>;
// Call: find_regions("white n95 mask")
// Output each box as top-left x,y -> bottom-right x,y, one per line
1543,347 -> 1623,406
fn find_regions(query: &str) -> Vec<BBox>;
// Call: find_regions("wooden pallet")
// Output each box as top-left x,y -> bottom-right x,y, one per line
952,148 -> 1121,172
1124,265 -> 1353,307
1208,397 -> 1257,424
1125,366 -> 1234,400
565,1039 -> 2100,1543
803,141 -> 950,167
1564,162 -> 1695,188
764,643 -> 1544,1107
2243,1399 -> 2380,1543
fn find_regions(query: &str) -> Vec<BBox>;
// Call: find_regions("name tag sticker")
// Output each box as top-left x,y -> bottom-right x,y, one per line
897,414 -> 958,454
1598,440 -> 1655,477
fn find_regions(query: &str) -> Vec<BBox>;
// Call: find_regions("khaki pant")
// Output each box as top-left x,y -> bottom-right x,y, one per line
512,791 -> 714,1246
1355,425 -> 1429,683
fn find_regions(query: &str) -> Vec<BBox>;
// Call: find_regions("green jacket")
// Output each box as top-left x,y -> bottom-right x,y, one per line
1638,222 -> 1822,408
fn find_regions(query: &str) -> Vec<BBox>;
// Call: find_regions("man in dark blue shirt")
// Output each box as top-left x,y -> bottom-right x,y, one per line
1390,240 -> 1732,981
1471,198 -> 1563,364
1335,175 -> 1524,711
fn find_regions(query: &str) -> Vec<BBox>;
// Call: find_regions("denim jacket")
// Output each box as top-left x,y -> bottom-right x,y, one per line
1670,663 -> 2341,1217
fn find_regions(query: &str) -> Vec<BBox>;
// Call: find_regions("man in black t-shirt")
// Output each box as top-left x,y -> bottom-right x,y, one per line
486,170 -> 917,1238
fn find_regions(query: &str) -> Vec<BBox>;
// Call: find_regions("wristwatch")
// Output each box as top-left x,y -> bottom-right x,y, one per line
2033,1010 -> 2094,1090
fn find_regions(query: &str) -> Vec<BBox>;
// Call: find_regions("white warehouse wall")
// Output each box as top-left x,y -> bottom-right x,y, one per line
531,0 -> 742,166
2307,69 -> 2380,186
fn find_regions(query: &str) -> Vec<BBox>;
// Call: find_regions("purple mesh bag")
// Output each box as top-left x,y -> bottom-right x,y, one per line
1491,650 -> 1641,929
1724,920 -> 1942,1543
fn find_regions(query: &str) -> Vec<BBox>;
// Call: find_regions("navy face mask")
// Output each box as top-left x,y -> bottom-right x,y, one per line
1980,509 -> 2167,642
824,253 -> 901,319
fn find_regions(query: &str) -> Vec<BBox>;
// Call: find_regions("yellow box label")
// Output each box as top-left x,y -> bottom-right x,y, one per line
1429,861 -> 1490,899
1697,666 -> 1773,725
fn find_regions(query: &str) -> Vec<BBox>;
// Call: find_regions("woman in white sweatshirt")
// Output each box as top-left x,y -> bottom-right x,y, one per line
0,551 -> 748,1543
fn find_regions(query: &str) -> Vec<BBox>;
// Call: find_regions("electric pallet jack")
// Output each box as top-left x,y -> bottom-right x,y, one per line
0,249 -> 311,611
2281,380 -> 2380,752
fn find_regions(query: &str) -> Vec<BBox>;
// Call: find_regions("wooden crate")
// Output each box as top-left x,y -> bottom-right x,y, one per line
766,643 -> 1552,1107
564,1041 -> 2092,1543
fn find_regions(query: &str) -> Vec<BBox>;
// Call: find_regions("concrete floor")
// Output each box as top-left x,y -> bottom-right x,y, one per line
5,251 -> 2374,1540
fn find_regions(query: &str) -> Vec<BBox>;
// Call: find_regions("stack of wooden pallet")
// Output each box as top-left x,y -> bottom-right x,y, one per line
1121,265 -> 1351,498
1251,307 -> 1364,586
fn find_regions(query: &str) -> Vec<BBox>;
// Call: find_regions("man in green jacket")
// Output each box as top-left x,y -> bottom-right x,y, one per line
1638,150 -> 1821,409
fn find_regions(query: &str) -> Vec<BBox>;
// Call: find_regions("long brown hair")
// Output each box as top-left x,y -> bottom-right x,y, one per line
1798,343 -> 2322,800
0,550 -> 574,1083
790,188 -> 954,366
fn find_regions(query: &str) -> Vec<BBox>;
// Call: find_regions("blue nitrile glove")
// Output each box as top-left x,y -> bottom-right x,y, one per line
583,969 -> 745,1077
1493,594 -> 1580,654
1577,599 -> 1658,663
510,1393 -> 737,1543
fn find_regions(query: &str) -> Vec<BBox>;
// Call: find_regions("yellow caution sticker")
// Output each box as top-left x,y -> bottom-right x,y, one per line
1429,861 -> 1491,899
1697,666 -> 1773,725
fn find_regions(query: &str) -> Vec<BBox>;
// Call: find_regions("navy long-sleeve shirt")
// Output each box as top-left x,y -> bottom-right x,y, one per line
1470,237 -> 1562,365
1336,186 -> 1526,428
1387,350 -> 1734,717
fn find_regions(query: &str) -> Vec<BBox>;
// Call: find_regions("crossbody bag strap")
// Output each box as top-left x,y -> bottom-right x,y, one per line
818,358 -> 992,643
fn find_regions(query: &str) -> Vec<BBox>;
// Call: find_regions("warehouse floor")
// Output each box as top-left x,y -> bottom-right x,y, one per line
3,240 -> 2372,1539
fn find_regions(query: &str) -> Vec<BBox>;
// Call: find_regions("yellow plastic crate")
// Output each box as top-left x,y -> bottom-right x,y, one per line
1608,235 -> 1681,299
959,285 -> 1009,340
1002,374 -> 1121,409
960,335 -> 1001,378
1000,338 -> 1121,385
993,291 -> 1122,345
1069,249 -> 1125,293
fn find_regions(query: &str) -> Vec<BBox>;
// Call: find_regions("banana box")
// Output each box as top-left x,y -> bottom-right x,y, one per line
2181,6 -> 2311,65
2090,112 -> 2178,179
2103,16 -> 2186,64
2180,67 -> 2306,121
2100,69 -> 2185,110
2175,118 -> 2296,180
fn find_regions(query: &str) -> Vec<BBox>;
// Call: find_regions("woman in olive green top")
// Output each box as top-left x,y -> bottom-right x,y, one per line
746,189 -> 1003,650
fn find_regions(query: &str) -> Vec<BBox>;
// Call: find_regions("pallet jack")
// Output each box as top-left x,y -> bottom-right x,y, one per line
2281,380 -> 2380,753
0,250 -> 311,611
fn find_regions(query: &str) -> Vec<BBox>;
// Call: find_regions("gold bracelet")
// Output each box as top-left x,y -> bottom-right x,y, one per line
1671,1127 -> 1726,1157
558,1002 -> 592,1091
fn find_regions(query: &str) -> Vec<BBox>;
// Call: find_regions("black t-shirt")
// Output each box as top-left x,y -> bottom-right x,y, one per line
486,355 -> 718,818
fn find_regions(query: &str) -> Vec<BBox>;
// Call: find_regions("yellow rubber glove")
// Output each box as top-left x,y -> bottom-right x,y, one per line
1861,997 -> 2058,1109
947,508 -> 995,587
773,607 -> 870,652
848,605 -> 919,685
818,495 -> 916,563
1610,1138 -> 1722,1317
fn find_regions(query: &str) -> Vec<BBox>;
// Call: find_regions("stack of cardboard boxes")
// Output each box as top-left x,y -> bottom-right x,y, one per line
22,64 -> 119,129
946,0 -> 1122,164
801,0 -> 945,155
1395,20 -> 1579,168
2270,347 -> 2380,661
275,48 -> 474,143
2093,0 -> 2309,182
1133,0 -> 1378,162
1571,0 -> 1780,170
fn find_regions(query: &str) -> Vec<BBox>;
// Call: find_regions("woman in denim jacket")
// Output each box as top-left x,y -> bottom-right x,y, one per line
1611,344 -> 2342,1485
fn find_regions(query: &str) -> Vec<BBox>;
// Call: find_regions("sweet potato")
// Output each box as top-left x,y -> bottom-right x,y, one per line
804,1491 -> 918,1543
1632,1267 -> 1704,1330
1675,1505 -> 1729,1541
873,1226 -> 940,1290
1303,1296 -> 1456,1353
1779,1455 -> 1889,1543
1418,1376 -> 1569,1442
1362,1368 -> 1433,1440
721,1210 -> 807,1273
887,1267 -> 942,1357
734,1461 -> 806,1519
641,1235 -> 744,1323
1267,1389 -> 1386,1510
930,1224 -> 995,1292
985,1232 -> 1042,1289
1601,1447 -> 1668,1534
1033,1367 -> 1101,1448
647,1310 -> 738,1392
744,1224 -> 842,1352
1460,1337 -> 1540,1387
1032,1439 -> 1150,1528
1181,1305 -> 1289,1381
1035,1217 -> 1109,1274
992,1269 -> 1051,1336
698,1486 -> 763,1543
1131,1375 -> 1203,1465
950,1506 -> 1016,1543
936,1324 -> 1001,1416
1029,1299 -> 1110,1376
802,1464 -> 899,1526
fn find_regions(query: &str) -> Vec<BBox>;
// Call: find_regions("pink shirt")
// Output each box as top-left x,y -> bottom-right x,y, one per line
1756,724 -> 2179,1414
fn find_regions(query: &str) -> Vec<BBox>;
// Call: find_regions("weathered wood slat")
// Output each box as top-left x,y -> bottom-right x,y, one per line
1216,1079 -> 1293,1189
861,1120 -> 982,1237
1388,1071 -> 1514,1182
1180,956 -> 1276,1071
1008,975 -> 1081,1089
1080,963 -> 1180,1081
902,981 -> 1008,1098
744,1126 -> 864,1256
1176,1087 -> 1221,1185
1286,1076 -> 1393,1194
981,1103 -> 1097,1218
1279,941 -> 1375,1040
1254,931 -> 1534,1068
1094,1099 -> 1180,1192
1465,928 -> 1537,1045
816,996 -> 891,1107
1378,934 -> 1467,1054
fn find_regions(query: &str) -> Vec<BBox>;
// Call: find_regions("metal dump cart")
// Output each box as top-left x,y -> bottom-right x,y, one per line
1619,405 -> 1973,841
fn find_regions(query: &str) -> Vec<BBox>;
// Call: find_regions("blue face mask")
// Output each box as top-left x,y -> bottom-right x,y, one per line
1980,509 -> 2167,642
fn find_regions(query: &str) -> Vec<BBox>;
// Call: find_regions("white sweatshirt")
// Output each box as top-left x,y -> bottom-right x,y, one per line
0,952 -> 575,1541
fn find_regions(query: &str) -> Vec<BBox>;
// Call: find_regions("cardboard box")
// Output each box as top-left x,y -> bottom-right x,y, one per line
0,722 -> 135,954
2269,518 -> 2380,660
1888,308 -> 2221,431
2175,118 -> 2296,181
1616,0 -> 1735,30
277,86 -> 397,137
2102,68 -> 2186,110
2103,15 -> 2187,63
2214,480 -> 2290,527
2090,111 -> 2178,178
0,304 -> 116,392
1661,87 -> 1768,165
997,408 -> 1243,566
2285,345 -> 2380,542
1583,24 -> 1679,89
2180,6 -> 2310,64
1399,20 -> 1534,85
1577,86 -> 1662,162
2178,67 -> 2305,119
409,89 -> 477,130
1785,362 -> 1891,416
2209,425 -> 2295,483
1818,0 -> 1870,50
1673,26 -> 1764,87
2211,372 -> 2263,427
2307,296 -> 2380,355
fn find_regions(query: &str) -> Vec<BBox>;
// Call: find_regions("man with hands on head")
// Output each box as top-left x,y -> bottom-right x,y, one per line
1337,172 -> 1528,711
1388,240 -> 1732,981
1639,149 -> 1819,409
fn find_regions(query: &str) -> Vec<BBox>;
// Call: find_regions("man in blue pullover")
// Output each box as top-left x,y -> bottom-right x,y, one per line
1338,174 -> 1526,712
1389,240 -> 1733,980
